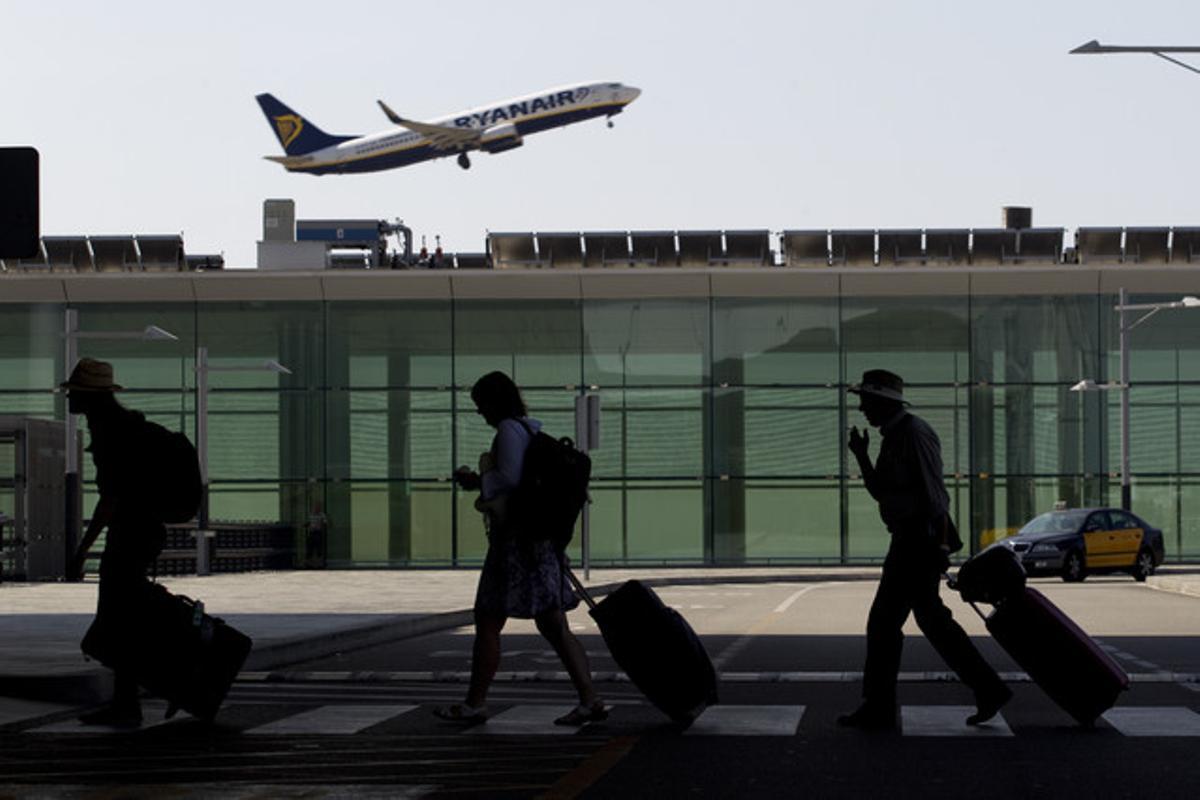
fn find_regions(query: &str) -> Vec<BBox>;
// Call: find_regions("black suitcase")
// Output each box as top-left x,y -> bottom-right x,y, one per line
81,582 -> 253,722
567,569 -> 717,725
952,544 -> 1027,605
980,587 -> 1128,726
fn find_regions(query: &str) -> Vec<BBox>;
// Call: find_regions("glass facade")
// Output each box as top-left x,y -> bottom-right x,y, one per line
2,280 -> 1197,566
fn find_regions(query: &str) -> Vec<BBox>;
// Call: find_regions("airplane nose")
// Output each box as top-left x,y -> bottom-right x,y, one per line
624,86 -> 641,103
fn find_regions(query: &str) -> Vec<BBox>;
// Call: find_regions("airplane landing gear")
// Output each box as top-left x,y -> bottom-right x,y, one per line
457,152 -> 471,170
607,119 -> 614,129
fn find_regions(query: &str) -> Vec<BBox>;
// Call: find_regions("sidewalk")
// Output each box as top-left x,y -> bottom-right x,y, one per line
2,565 -> 1197,705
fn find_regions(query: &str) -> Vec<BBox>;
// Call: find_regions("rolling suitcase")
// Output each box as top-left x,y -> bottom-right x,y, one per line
81,581 -> 253,722
977,587 -> 1128,726
566,569 -> 718,725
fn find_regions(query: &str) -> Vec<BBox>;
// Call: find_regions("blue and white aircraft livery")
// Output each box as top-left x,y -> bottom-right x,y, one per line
256,82 -> 641,175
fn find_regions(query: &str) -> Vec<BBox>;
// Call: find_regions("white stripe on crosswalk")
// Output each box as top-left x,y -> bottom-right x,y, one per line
463,705 -> 581,736
685,705 -> 804,736
0,698 -> 77,728
30,700 -> 177,734
1102,706 -> 1200,737
901,706 -> 1013,737
245,704 -> 417,735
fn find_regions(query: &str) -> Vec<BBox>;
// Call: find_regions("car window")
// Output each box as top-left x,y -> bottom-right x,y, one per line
1083,512 -> 1109,532
1108,510 -> 1139,529
1020,510 -> 1088,534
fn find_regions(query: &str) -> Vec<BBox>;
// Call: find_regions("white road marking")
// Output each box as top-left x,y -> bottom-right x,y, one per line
245,704 -> 417,735
773,585 -> 825,614
685,704 -> 804,736
0,698 -> 78,727
901,706 -> 1013,737
30,700 -> 178,734
1102,706 -> 1200,737
463,704 -> 581,735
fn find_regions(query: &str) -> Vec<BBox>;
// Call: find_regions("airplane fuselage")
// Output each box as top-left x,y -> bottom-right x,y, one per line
272,82 -> 639,175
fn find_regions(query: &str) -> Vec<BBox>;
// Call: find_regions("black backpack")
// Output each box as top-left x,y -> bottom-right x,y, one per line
142,421 -> 203,523
508,419 -> 591,552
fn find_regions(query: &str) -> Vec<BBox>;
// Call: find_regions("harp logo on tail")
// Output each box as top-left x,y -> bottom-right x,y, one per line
273,114 -> 303,148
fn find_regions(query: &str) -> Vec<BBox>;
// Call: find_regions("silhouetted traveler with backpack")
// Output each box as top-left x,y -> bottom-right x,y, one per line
435,371 -> 607,726
839,369 -> 1011,731
63,358 -> 169,726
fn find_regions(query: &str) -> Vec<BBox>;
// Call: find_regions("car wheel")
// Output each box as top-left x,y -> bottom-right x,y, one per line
1131,548 -> 1155,582
1062,550 -> 1087,583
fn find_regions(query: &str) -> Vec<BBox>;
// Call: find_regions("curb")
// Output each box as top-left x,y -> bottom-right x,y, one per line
1146,575 -> 1200,599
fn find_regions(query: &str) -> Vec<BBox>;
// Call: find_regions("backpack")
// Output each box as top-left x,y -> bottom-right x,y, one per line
508,419 -> 591,552
141,421 -> 203,523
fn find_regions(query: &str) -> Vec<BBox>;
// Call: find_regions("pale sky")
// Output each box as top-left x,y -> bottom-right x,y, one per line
4,0 -> 1199,267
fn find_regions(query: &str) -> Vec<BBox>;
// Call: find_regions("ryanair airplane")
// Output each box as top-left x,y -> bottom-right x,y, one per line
256,81 -> 641,175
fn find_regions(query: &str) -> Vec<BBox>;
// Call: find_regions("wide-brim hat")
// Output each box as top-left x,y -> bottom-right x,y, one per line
59,358 -> 123,392
848,369 -> 907,404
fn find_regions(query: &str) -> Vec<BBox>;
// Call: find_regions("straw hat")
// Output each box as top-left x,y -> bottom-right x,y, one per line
848,369 -> 907,404
59,358 -> 123,392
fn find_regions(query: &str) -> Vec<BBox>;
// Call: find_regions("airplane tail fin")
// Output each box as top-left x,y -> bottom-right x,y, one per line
255,93 -> 357,156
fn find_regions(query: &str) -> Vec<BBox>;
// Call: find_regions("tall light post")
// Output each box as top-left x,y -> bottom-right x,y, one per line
194,345 -> 291,575
1071,288 -> 1200,510
63,309 -> 178,567
1070,40 -> 1200,76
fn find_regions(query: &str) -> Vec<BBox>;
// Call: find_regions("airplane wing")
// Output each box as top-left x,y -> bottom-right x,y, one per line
377,100 -> 481,150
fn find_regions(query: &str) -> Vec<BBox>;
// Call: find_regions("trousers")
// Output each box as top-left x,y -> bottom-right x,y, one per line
862,535 -> 1005,709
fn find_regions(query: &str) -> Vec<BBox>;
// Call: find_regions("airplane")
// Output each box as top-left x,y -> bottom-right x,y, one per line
256,81 -> 641,175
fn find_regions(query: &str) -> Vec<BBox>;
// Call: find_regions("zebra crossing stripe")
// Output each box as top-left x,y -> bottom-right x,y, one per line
29,700 -> 176,734
901,706 -> 1013,737
245,704 -> 418,735
685,705 -> 804,736
1102,707 -> 1200,737
463,705 -> 582,736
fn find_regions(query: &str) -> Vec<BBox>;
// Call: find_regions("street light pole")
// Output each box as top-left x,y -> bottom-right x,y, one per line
194,346 -> 291,575
1071,40 -> 1200,76
1119,287 -> 1132,511
1074,290 -> 1200,511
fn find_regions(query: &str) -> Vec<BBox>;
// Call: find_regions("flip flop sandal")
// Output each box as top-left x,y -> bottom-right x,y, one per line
433,703 -> 488,722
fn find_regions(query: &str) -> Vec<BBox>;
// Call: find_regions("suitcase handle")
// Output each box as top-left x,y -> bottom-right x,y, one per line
563,564 -> 598,611
945,571 -> 988,622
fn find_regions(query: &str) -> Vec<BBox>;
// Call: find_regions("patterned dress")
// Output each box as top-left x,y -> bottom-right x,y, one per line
472,417 -> 580,619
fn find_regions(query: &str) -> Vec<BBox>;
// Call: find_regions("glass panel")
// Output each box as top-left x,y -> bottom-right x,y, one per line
712,297 -> 838,386
198,302 -> 321,391
328,300 -> 451,388
327,389 -> 451,480
455,300 -> 581,389
583,299 -> 709,387
971,295 -> 1100,384
844,295 -> 968,385
712,387 -> 840,478
0,304 -> 61,392
714,479 -> 841,560
624,480 -> 703,561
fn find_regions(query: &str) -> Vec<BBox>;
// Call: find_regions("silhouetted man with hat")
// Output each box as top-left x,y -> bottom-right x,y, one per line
63,358 -> 165,726
839,369 -> 1010,731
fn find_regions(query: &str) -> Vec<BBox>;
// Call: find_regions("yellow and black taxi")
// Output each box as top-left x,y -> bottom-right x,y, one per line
1001,508 -> 1165,583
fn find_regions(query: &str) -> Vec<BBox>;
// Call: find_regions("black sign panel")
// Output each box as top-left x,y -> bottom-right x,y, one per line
0,147 -> 39,259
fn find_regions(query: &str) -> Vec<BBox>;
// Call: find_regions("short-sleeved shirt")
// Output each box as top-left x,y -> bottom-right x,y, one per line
864,411 -> 949,536
481,417 -> 541,501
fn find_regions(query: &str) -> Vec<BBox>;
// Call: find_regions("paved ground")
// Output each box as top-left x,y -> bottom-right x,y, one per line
2,566 -> 1199,798
0,566 -> 888,702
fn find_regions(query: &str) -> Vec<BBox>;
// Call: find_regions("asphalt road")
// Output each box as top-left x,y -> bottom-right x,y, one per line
2,576 -> 1198,799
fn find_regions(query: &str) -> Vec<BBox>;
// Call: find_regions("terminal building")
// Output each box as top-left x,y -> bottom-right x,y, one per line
1,203 -> 1198,571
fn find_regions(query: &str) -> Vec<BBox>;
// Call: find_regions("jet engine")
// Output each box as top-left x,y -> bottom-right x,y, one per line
480,124 -> 524,154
